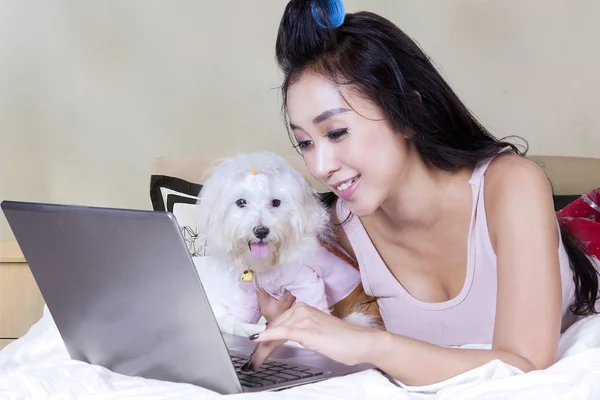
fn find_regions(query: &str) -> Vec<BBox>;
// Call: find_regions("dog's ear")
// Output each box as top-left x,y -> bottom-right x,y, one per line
195,158 -> 231,235
195,181 -> 214,235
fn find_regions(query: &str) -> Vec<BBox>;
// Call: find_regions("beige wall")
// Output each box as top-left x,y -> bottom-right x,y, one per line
1,0 -> 599,241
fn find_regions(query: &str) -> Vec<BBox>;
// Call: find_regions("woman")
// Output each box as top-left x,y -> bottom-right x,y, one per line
245,0 -> 600,385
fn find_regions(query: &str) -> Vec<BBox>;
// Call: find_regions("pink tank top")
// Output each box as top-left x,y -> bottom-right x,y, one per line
336,155 -> 577,346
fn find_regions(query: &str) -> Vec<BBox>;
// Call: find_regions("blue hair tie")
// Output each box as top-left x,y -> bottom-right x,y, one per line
311,0 -> 345,29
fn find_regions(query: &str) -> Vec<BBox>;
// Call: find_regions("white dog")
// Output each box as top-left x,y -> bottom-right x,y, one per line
195,151 -> 382,328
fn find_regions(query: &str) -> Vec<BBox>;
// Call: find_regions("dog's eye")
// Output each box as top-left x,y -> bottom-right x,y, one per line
236,199 -> 247,208
271,199 -> 281,207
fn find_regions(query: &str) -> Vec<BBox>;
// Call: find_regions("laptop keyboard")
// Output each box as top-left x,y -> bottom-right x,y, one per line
230,355 -> 325,388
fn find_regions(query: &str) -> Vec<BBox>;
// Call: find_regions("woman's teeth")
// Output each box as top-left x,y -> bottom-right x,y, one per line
337,177 -> 357,192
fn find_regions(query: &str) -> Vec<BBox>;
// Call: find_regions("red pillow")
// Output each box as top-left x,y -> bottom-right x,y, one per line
557,188 -> 600,260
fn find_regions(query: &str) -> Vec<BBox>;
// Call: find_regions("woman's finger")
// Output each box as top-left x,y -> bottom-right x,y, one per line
263,301 -> 305,329
280,290 -> 296,307
246,307 -> 299,365
246,326 -> 307,370
256,289 -> 273,303
242,339 -> 286,371
243,305 -> 311,370
250,325 -> 303,343
241,309 -> 295,370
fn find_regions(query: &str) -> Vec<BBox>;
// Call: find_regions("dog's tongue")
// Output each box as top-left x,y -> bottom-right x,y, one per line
250,242 -> 268,259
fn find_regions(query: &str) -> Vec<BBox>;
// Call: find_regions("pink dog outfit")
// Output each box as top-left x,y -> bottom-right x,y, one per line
227,244 -> 362,324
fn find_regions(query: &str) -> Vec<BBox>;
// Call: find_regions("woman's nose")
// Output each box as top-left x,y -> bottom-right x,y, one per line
313,144 -> 339,181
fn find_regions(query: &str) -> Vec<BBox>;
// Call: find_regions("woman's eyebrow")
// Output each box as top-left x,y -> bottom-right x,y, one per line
289,107 -> 351,131
313,107 -> 351,124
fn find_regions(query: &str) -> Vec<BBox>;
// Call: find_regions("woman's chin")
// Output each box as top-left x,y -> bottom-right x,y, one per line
343,197 -> 379,218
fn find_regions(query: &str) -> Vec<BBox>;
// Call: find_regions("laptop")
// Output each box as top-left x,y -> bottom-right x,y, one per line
1,200 -> 374,394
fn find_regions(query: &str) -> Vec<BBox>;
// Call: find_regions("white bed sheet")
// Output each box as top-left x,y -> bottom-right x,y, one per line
1,257 -> 600,400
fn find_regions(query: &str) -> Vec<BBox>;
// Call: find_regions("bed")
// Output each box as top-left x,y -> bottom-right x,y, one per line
1,154 -> 599,399
1,256 -> 599,399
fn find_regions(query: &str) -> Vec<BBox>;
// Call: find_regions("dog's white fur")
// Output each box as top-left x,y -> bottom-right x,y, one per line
196,152 -> 378,328
196,152 -> 330,281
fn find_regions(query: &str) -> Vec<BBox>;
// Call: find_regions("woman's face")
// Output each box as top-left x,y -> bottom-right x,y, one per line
286,70 -> 413,217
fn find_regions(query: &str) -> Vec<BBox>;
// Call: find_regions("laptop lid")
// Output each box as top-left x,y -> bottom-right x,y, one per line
1,200 -> 244,394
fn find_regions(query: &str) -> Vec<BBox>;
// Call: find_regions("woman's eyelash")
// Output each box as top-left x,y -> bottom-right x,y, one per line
294,140 -> 313,150
326,128 -> 348,140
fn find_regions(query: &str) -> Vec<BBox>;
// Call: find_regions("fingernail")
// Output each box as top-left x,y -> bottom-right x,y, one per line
240,358 -> 254,372
249,333 -> 259,340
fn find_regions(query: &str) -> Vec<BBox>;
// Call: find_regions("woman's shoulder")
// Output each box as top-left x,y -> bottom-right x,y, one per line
483,153 -> 557,248
484,153 -> 553,203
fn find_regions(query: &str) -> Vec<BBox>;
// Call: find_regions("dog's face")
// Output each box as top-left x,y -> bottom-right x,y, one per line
197,152 -> 329,271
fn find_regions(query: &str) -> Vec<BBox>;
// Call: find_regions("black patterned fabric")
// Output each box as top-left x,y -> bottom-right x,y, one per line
149,175 -> 205,256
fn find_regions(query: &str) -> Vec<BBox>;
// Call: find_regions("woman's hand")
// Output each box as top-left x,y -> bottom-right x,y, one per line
245,302 -> 380,370
257,289 -> 296,323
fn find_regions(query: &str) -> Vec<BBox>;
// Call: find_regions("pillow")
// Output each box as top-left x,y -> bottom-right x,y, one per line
150,175 -> 207,257
150,175 -> 202,212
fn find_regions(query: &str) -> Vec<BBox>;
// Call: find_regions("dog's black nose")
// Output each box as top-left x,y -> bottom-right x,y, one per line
253,226 -> 270,239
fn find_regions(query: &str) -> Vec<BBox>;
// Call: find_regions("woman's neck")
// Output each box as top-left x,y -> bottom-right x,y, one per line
375,152 -> 472,232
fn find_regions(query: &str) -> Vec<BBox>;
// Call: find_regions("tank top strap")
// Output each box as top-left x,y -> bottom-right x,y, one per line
469,148 -> 514,187
469,157 -> 495,187
334,198 -> 377,295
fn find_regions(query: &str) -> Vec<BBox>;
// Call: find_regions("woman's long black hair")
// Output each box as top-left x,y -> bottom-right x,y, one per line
275,0 -> 599,315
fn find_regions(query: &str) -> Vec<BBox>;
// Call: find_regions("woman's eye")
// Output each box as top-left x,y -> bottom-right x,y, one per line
293,129 -> 346,151
326,128 -> 348,141
271,199 -> 281,207
295,140 -> 313,150
236,199 -> 247,208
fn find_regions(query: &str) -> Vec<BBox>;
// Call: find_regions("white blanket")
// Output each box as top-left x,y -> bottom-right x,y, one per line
2,257 -> 600,399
